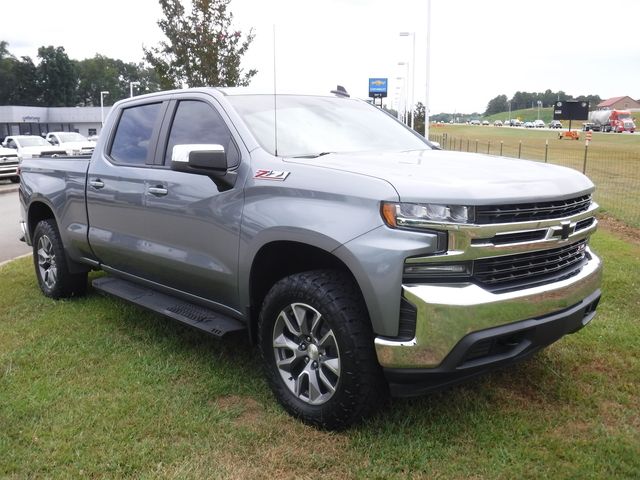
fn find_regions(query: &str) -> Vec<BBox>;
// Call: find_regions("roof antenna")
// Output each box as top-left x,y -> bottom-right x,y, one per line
273,24 -> 278,157
331,85 -> 350,98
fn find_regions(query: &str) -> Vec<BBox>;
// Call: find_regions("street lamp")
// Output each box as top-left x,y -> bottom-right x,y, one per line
100,91 -> 110,126
537,100 -> 542,120
396,77 -> 406,124
399,32 -> 416,131
129,81 -> 141,98
424,0 -> 432,139
398,62 -> 410,126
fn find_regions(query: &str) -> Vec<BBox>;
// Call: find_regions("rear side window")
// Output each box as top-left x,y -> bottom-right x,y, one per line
110,103 -> 162,165
164,100 -> 237,165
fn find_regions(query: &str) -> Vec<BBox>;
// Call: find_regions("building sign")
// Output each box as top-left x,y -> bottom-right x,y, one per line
368,78 -> 388,98
553,101 -> 589,120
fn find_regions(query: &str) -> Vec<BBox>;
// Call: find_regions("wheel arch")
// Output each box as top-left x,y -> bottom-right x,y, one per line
245,239 -> 365,344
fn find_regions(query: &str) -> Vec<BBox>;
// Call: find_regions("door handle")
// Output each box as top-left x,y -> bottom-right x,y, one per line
89,179 -> 105,189
148,186 -> 168,196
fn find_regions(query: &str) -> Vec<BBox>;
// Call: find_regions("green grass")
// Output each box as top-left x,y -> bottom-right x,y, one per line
1,230 -> 639,478
429,124 -> 640,227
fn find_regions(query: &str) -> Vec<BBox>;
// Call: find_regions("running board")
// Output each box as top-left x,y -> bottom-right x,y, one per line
92,276 -> 246,337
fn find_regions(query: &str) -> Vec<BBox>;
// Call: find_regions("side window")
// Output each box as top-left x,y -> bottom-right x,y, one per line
7,139 -> 17,149
165,100 -> 238,166
110,103 -> 162,166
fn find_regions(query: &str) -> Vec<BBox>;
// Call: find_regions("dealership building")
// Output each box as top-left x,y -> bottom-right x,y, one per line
0,105 -> 112,140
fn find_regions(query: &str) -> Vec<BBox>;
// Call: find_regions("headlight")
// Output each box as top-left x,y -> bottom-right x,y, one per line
381,202 -> 474,229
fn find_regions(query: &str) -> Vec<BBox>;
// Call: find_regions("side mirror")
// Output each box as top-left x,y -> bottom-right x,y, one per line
171,144 -> 236,189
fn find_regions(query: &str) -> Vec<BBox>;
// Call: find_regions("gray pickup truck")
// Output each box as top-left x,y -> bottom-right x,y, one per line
19,87 -> 602,429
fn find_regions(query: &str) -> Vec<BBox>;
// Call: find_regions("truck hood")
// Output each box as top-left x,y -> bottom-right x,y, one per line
286,150 -> 594,204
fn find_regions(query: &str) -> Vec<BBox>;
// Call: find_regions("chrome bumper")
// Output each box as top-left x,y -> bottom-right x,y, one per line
375,249 -> 602,369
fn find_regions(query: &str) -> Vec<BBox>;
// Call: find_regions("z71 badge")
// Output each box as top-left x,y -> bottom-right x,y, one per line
254,169 -> 291,181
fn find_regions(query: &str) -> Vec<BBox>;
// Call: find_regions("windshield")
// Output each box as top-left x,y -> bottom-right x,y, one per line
227,95 -> 430,157
16,137 -> 49,147
58,132 -> 87,143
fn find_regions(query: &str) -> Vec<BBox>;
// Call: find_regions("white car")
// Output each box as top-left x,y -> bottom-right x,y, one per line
45,132 -> 96,156
0,146 -> 20,183
533,120 -> 545,128
2,135 -> 67,160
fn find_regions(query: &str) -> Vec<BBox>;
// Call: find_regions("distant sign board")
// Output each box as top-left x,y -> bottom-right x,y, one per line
553,101 -> 589,120
368,78 -> 388,98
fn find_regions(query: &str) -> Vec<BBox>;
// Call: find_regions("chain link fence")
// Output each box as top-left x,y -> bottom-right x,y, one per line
429,132 -> 640,227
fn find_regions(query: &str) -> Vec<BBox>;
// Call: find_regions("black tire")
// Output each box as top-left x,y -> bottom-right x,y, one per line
10,176 -> 19,184
32,219 -> 87,299
258,269 -> 388,429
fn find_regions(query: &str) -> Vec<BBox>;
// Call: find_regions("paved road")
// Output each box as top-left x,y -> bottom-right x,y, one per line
0,190 -> 32,263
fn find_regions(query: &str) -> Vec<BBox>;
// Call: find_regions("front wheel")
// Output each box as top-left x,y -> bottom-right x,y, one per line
258,270 -> 387,429
32,219 -> 87,299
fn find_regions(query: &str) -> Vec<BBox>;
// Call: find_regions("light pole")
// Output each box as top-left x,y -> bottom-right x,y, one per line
396,77 -> 406,123
400,32 -> 416,131
424,0 -> 432,139
129,81 -> 141,98
537,100 -> 542,120
100,91 -> 110,127
398,62 -> 410,126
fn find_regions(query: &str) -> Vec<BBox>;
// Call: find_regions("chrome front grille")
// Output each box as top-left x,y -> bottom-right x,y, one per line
473,240 -> 588,293
476,195 -> 592,224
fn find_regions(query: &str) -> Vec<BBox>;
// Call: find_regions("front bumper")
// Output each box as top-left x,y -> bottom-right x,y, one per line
375,249 -> 602,372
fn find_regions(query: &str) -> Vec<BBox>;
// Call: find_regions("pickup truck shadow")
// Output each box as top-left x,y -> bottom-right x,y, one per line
85,278 -> 577,430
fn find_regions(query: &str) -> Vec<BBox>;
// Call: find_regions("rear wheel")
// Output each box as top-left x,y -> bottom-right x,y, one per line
32,219 -> 87,299
258,270 -> 388,429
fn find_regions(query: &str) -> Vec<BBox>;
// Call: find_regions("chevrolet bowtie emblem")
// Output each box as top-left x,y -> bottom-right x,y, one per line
554,221 -> 575,240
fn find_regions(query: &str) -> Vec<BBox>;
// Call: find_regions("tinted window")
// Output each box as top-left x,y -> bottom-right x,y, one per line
165,100 -> 235,165
110,103 -> 162,165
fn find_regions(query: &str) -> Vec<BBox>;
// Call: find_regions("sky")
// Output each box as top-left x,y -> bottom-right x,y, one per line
3,0 -> 640,114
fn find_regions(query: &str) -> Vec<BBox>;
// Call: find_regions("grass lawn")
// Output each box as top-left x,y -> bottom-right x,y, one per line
430,124 -> 640,227
1,227 -> 639,478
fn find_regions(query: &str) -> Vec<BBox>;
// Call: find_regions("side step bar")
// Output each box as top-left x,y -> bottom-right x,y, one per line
92,276 -> 246,338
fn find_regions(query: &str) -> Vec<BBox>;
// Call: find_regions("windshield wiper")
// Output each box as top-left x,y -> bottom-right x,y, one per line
292,151 -> 335,159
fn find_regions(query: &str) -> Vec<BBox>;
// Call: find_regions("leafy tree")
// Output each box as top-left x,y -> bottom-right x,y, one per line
484,94 -> 508,116
37,46 -> 76,106
413,102 -> 425,133
75,55 -> 161,106
0,42 -> 40,105
144,0 -> 257,88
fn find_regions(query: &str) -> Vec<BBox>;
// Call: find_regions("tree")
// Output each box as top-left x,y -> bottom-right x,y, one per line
413,102 -> 425,134
0,42 -> 40,105
144,0 -> 257,89
484,94 -> 508,116
75,55 -> 161,106
37,46 -> 76,106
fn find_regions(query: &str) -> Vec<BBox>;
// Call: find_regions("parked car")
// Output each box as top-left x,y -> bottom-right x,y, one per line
494,120 -> 503,127
549,120 -> 563,129
533,120 -> 545,128
0,146 -> 20,183
45,132 -> 96,156
482,120 -> 489,126
19,87 -> 602,429
523,122 -> 534,128
470,119 -> 481,125
2,135 -> 67,160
